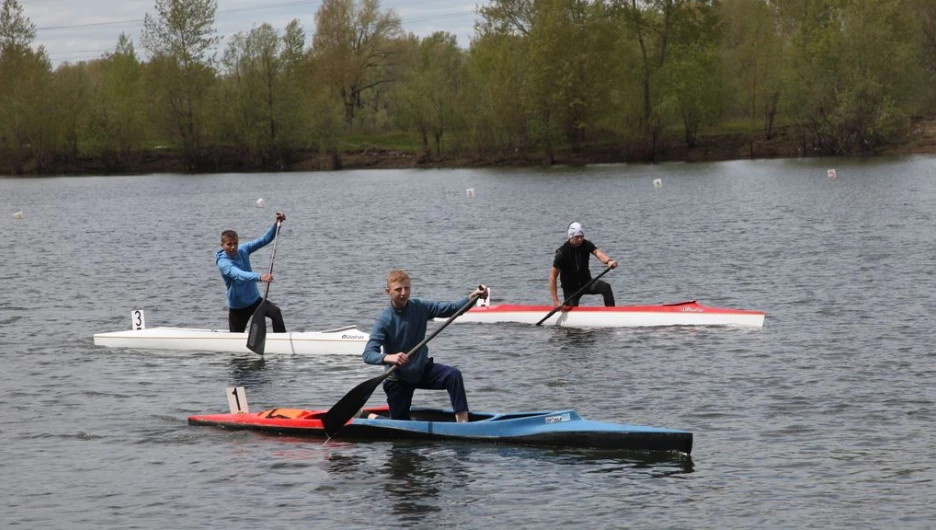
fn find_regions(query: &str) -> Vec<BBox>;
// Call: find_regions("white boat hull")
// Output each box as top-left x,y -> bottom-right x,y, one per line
444,300 -> 765,328
93,326 -> 369,355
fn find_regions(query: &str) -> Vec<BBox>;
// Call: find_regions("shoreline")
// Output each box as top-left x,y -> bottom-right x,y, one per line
271,119 -> 936,171
4,120 -> 936,177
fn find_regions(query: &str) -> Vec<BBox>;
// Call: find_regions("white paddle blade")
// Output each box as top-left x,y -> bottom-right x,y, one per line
227,386 -> 249,414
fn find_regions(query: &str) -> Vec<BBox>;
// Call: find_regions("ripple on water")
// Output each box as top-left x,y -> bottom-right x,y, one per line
3,161 -> 936,528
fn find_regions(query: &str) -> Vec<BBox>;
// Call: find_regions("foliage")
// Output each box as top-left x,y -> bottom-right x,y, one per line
141,0 -> 220,164
219,21 -> 310,166
720,0 -> 784,140
3,0 -> 936,174
312,0 -> 403,126
391,32 -> 466,158
781,0 -> 920,154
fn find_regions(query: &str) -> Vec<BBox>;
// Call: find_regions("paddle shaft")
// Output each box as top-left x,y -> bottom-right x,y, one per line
536,266 -> 614,326
321,291 -> 482,438
259,220 -> 282,301
246,220 -> 283,355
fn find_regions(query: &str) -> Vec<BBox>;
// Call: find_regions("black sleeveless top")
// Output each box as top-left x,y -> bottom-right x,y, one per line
552,239 -> 597,290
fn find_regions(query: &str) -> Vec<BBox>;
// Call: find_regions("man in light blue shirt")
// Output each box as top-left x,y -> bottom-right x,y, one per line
215,212 -> 286,333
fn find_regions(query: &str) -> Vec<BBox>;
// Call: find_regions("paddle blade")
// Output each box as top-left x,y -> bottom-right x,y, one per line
246,303 -> 269,355
321,373 -> 387,437
535,305 -> 563,326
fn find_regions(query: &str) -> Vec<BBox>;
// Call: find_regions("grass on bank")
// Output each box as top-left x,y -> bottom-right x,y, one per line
338,132 -> 422,152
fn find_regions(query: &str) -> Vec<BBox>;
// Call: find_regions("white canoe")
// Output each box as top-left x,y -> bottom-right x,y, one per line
444,300 -> 765,328
93,325 -> 370,355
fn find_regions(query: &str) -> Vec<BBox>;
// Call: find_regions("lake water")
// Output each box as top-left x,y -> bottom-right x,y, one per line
2,157 -> 935,529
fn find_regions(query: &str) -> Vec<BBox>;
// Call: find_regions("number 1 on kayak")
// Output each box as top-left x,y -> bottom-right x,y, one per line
226,386 -> 249,414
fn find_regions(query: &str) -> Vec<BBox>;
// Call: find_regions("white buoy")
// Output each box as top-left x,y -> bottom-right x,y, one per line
466,188 -> 475,198
12,211 -> 24,219
653,178 -> 663,188
256,198 -> 266,208
827,169 -> 836,180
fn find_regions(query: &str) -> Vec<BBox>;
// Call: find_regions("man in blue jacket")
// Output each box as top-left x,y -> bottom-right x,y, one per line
362,269 -> 487,422
215,212 -> 286,333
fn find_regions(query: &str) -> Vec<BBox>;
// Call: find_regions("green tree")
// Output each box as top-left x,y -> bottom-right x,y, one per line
0,0 -> 31,50
0,0 -> 50,173
520,0 -> 617,159
720,0 -> 784,148
781,0 -> 919,153
393,32 -> 465,158
278,19 -> 311,156
612,0 -> 719,158
311,0 -> 403,127
49,62 -> 91,161
461,32 -> 529,153
221,20 -> 310,167
307,88 -> 346,168
141,0 -> 220,165
904,0 -> 936,109
659,43 -> 723,148
88,33 -> 147,168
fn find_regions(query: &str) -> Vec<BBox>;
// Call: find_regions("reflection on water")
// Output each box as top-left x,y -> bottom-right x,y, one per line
382,444 -> 448,518
228,356 -> 268,388
324,452 -> 371,475
321,439 -> 693,507
548,327 -> 605,347
494,445 -> 695,478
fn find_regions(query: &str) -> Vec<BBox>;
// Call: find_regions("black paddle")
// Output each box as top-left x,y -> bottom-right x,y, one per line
536,266 -> 614,326
246,220 -> 282,355
321,291 -> 482,438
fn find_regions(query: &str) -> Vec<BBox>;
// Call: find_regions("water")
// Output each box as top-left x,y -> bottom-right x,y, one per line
2,157 -> 935,528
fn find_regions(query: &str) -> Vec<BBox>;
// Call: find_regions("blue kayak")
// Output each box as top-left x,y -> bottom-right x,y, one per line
188,405 -> 693,454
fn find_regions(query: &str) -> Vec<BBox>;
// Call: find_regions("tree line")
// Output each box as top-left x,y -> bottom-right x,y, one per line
1,0 -> 935,175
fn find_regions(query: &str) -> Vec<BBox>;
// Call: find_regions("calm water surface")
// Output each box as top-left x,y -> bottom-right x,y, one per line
2,157 -> 935,529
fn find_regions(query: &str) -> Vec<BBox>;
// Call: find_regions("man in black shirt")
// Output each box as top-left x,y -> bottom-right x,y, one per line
549,222 -> 618,307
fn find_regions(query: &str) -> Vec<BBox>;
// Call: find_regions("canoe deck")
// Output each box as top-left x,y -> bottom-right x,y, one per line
189,406 -> 693,454
93,325 -> 369,355
448,300 -> 765,328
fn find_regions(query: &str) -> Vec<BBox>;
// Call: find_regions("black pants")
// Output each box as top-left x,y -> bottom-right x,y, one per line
229,298 -> 286,333
562,280 -> 615,307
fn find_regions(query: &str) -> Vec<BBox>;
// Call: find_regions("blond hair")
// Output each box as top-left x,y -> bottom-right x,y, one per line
386,269 -> 410,287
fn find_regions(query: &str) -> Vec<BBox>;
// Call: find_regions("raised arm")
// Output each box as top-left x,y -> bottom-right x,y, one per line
242,212 -> 286,254
240,223 -> 277,254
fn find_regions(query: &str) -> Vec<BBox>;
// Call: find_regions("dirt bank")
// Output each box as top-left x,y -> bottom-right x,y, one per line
4,119 -> 936,176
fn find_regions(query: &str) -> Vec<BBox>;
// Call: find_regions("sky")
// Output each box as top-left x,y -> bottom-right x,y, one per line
21,0 -> 482,67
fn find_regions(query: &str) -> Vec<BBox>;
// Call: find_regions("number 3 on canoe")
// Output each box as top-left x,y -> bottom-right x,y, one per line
131,309 -> 146,330
226,386 -> 249,414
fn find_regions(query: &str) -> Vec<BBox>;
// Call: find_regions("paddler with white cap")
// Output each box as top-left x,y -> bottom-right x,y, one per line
549,221 -> 618,307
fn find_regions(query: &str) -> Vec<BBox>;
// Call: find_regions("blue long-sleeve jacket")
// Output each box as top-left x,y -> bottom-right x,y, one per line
215,223 -> 277,309
362,296 -> 470,384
